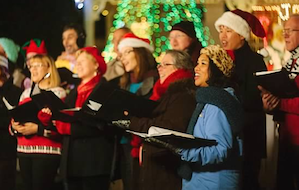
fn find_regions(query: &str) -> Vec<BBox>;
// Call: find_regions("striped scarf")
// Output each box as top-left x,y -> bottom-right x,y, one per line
285,46 -> 299,79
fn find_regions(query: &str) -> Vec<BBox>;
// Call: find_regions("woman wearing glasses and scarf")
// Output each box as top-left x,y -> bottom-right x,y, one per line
11,54 -> 66,190
113,49 -> 196,190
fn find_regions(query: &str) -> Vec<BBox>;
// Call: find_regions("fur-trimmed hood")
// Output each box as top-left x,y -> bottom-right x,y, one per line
166,78 -> 196,97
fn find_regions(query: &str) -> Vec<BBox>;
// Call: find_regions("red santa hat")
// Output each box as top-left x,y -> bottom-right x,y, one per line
215,9 -> 266,41
118,33 -> 154,52
80,46 -> 107,74
23,40 -> 48,55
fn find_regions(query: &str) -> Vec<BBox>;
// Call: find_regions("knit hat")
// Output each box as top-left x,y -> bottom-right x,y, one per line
200,45 -> 234,77
118,33 -> 154,52
171,21 -> 197,39
215,9 -> 266,41
80,46 -> 107,74
22,39 -> 48,56
0,38 -> 20,63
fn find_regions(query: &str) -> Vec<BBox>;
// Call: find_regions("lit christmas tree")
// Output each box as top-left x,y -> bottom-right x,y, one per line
103,0 -> 214,61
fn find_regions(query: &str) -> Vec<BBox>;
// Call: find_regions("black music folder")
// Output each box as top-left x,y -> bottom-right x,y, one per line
127,126 -> 217,149
7,85 -> 157,124
254,68 -> 299,98
3,90 -> 71,123
57,67 -> 80,86
3,98 -> 39,123
93,89 -> 158,121
5,83 -> 158,123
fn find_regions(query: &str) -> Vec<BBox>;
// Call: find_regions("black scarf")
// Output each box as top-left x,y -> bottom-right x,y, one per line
187,86 -> 243,136
179,87 -> 243,181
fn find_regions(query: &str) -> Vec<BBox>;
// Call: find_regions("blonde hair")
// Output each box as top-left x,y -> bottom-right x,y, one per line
75,50 -> 99,76
76,50 -> 97,64
30,54 -> 61,88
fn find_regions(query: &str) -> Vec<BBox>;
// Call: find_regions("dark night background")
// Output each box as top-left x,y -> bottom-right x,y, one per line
0,0 -> 84,68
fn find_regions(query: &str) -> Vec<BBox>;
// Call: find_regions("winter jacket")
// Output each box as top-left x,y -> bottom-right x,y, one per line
234,42 -> 267,158
279,94 -> 299,145
58,76 -> 115,179
0,78 -> 22,159
129,78 -> 196,190
180,87 -> 243,190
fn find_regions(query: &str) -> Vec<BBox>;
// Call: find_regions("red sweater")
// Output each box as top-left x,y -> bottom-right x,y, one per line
279,76 -> 299,145
16,87 -> 66,155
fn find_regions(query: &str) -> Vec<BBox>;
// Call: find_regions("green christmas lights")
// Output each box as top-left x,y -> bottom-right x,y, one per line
103,0 -> 214,62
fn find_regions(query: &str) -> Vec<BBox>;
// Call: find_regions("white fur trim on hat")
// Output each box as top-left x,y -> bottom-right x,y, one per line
118,38 -> 154,52
0,55 -> 8,69
215,11 -> 251,41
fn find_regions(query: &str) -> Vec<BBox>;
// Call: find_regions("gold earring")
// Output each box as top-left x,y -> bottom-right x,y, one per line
94,70 -> 98,76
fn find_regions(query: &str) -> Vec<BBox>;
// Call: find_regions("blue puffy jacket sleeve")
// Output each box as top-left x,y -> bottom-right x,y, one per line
180,104 -> 233,165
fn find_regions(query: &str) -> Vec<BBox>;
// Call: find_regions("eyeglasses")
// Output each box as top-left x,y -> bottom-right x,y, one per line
282,28 -> 299,35
157,62 -> 175,68
168,34 -> 187,41
27,62 -> 48,69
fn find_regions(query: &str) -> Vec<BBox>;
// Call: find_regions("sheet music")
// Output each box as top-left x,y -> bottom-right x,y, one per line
127,126 -> 195,139
2,97 -> 15,110
87,100 -> 102,111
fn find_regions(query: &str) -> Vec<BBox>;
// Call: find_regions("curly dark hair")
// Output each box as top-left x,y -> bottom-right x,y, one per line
207,58 -> 238,91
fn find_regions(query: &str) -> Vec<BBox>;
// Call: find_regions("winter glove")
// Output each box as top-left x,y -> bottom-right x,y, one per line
37,110 -> 52,126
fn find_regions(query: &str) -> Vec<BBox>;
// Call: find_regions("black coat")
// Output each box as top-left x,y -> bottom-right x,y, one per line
129,79 -> 197,190
0,78 -> 22,159
234,42 -> 267,158
60,79 -> 115,179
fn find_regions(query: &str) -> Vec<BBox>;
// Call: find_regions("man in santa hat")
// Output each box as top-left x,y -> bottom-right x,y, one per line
215,9 -> 267,190
259,14 -> 299,190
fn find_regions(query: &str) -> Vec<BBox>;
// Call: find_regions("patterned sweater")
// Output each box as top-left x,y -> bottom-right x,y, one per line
15,87 -> 66,155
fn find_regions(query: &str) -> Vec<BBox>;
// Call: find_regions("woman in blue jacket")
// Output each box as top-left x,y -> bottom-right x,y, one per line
179,45 -> 244,190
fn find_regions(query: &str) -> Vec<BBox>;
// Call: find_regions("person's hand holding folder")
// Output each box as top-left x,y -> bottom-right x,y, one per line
40,107 -> 72,135
254,68 -> 299,98
38,108 -> 52,126
258,85 -> 281,113
11,118 -> 38,136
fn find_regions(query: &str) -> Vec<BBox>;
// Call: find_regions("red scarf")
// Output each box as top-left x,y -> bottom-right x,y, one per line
130,69 -> 193,160
75,74 -> 100,107
226,50 -> 235,61
150,69 -> 193,101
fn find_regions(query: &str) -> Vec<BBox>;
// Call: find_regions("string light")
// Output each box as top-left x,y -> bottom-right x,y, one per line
74,0 -> 84,10
103,0 -> 213,62
102,10 -> 109,16
252,3 -> 299,21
